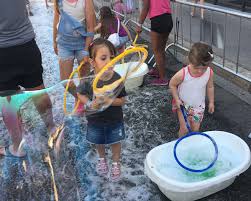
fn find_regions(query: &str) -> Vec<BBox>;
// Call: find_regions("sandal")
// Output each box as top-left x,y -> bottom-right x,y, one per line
48,124 -> 65,149
0,146 -> 27,159
96,158 -> 109,175
110,162 -> 121,182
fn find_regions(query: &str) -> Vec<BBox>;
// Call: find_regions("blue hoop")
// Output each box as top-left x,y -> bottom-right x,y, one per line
173,105 -> 218,173
173,131 -> 218,172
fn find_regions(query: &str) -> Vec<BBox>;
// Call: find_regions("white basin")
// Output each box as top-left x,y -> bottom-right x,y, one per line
114,61 -> 149,90
145,131 -> 251,201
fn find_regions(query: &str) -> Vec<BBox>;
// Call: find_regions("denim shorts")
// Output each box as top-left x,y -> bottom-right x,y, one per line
86,122 -> 125,144
58,45 -> 87,63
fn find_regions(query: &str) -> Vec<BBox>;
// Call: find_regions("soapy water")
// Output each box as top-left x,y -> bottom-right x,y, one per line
157,145 -> 236,183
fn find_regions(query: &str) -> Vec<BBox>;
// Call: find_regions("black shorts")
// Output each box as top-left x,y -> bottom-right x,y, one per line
0,39 -> 44,91
150,13 -> 173,34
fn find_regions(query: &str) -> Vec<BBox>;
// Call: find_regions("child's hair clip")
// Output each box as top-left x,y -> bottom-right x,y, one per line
208,51 -> 214,59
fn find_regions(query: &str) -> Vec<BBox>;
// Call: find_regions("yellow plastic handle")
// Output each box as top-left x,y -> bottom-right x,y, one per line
93,46 -> 148,95
63,61 -> 85,115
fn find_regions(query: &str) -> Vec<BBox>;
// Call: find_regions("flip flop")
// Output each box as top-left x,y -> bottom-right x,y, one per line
48,124 -> 65,149
0,146 -> 27,159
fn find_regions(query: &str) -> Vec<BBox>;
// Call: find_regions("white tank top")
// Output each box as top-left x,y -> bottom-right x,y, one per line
178,66 -> 212,109
62,0 -> 85,22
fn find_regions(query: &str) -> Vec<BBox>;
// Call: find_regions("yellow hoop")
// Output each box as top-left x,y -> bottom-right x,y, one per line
93,46 -> 148,95
63,61 -> 85,115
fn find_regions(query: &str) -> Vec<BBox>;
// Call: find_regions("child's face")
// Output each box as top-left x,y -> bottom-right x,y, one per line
92,46 -> 113,72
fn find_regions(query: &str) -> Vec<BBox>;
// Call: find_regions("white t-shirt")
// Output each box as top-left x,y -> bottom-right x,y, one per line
62,0 -> 85,22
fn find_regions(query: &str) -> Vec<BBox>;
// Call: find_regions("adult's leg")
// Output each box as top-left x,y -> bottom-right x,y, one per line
200,0 -> 205,19
0,103 -> 25,157
59,59 -> 76,97
26,84 -> 56,135
150,31 -> 170,80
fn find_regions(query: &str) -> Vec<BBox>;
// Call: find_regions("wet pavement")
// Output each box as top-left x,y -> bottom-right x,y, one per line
0,0 -> 251,200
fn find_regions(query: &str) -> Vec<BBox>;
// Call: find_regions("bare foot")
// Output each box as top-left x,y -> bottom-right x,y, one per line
0,145 -> 26,158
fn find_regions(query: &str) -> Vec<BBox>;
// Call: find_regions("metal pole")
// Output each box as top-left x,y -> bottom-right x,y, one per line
236,17 -> 242,74
222,13 -> 227,68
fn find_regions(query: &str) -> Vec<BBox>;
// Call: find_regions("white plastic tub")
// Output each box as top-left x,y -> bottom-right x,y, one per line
145,131 -> 251,201
114,61 -> 148,90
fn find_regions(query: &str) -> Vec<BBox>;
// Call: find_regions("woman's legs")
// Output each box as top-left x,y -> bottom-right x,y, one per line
150,31 -> 170,84
59,59 -> 76,97
191,0 -> 204,19
1,106 -> 25,157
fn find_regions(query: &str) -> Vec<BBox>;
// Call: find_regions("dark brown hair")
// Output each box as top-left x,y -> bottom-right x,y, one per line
89,38 -> 117,59
99,6 -> 117,38
188,42 -> 214,67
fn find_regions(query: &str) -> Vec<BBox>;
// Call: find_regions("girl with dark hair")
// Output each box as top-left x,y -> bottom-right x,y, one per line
77,38 -> 127,181
95,6 -> 132,52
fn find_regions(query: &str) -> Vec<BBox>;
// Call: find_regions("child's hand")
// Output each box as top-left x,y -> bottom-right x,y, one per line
91,99 -> 102,110
176,99 -> 183,109
208,102 -> 215,114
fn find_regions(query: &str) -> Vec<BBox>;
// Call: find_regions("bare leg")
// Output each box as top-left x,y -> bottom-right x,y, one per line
111,143 -> 121,162
150,31 -> 170,80
200,0 -> 205,19
96,144 -> 106,158
191,0 -> 200,16
59,59 -> 76,97
1,105 -> 25,157
190,121 -> 201,132
177,109 -> 188,137
45,0 -> 49,8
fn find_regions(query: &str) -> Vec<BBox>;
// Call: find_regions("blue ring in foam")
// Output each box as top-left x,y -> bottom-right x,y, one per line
173,131 -> 218,173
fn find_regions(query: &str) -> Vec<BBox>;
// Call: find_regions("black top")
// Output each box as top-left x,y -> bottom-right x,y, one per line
77,71 -> 127,124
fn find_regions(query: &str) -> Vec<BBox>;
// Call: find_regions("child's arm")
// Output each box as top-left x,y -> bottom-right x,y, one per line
207,70 -> 214,114
110,97 -> 126,106
77,93 -> 102,109
169,69 -> 184,108
94,23 -> 102,33
121,23 -> 133,42
77,93 -> 90,105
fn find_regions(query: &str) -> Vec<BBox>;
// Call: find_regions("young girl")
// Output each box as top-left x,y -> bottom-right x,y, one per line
169,42 -> 215,137
77,38 -> 127,181
95,6 -> 132,53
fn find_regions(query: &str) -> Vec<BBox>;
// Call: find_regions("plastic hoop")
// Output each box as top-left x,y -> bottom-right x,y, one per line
93,46 -> 148,95
173,131 -> 218,172
63,61 -> 85,115
173,105 -> 218,172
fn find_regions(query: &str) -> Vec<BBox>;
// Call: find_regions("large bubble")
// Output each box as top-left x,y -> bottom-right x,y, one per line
0,47 -> 148,200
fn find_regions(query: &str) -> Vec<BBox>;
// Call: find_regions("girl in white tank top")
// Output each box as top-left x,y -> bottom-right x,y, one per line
169,42 -> 215,137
